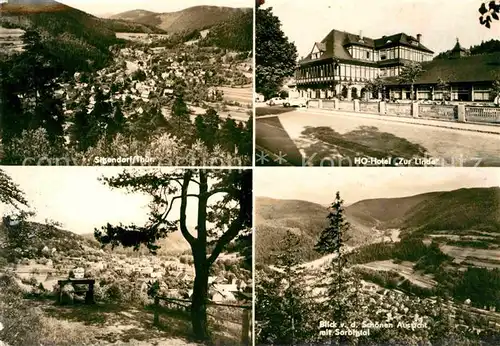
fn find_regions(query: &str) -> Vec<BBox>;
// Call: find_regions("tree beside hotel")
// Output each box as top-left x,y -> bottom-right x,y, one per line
256,6 -> 298,100
436,77 -> 451,102
365,76 -> 385,99
397,62 -> 424,101
493,79 -> 500,98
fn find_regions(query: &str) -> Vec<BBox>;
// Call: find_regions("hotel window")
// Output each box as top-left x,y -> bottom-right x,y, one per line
380,68 -> 387,77
392,90 -> 402,99
452,86 -> 472,101
417,87 -> 431,100
366,51 -> 371,60
473,87 -> 491,101
345,65 -> 351,78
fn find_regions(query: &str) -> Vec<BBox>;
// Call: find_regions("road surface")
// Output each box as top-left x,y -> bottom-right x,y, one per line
256,108 -> 500,166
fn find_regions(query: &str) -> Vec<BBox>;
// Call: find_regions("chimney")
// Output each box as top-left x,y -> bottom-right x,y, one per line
359,30 -> 363,40
417,34 -> 422,43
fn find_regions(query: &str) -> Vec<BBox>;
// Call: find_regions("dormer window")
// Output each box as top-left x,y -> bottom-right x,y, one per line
386,40 -> 392,44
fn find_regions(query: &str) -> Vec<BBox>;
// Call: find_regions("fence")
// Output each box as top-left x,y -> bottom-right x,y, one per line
360,101 -> 379,113
153,296 -> 252,345
385,103 -> 412,117
322,99 -> 336,110
465,106 -> 500,124
419,104 -> 456,120
338,101 -> 354,111
308,100 -> 320,109
303,98 -> 500,125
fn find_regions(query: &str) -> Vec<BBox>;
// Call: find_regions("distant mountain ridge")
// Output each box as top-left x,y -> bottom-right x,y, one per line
110,5 -> 253,51
0,219 -> 101,261
81,230 -> 191,255
110,6 -> 250,34
256,187 -> 500,264
0,0 -> 165,71
0,1 -> 165,34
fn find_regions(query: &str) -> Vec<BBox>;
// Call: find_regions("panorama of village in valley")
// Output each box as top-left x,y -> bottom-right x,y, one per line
0,167 -> 253,345
255,0 -> 500,167
255,168 -> 500,345
0,0 -> 253,166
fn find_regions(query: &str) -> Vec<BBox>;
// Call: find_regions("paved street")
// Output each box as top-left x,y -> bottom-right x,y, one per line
256,108 -> 500,166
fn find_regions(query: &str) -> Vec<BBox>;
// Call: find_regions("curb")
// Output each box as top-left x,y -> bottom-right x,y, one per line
297,108 -> 500,135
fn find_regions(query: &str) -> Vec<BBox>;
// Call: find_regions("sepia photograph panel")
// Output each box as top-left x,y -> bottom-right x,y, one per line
255,167 -> 500,345
0,0 -> 253,167
0,167 -> 252,345
255,0 -> 500,167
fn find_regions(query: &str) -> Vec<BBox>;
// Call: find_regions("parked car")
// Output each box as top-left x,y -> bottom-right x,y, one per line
283,97 -> 308,107
266,97 -> 286,106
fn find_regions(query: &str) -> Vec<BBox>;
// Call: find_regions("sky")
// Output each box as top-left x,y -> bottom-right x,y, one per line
255,168 -> 500,206
0,167 -> 208,235
263,0 -> 500,58
58,0 -> 253,16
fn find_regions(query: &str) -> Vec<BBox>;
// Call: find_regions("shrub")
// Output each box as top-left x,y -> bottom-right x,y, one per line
105,283 -> 122,302
0,274 -> 43,345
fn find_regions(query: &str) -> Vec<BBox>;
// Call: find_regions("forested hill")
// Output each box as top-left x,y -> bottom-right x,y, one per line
111,6 -> 253,51
434,39 -> 500,59
400,187 -> 500,232
111,6 -> 249,33
202,9 -> 253,51
0,0 -> 164,71
256,187 -> 500,265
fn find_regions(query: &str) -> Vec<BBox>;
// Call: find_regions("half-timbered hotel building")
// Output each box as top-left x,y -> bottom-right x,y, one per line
294,29 -> 500,103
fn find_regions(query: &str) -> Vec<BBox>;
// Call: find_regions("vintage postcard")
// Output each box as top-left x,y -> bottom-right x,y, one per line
255,0 -> 500,167
0,0 -> 253,166
255,167 -> 500,345
0,166 -> 252,345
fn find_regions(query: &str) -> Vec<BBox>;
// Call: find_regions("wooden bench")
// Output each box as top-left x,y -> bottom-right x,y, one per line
57,279 -> 95,304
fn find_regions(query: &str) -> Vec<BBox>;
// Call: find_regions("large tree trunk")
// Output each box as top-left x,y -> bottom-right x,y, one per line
191,253 -> 210,341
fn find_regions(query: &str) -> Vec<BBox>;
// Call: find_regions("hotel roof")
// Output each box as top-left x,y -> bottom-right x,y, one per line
384,52 -> 500,85
300,29 -> 434,64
